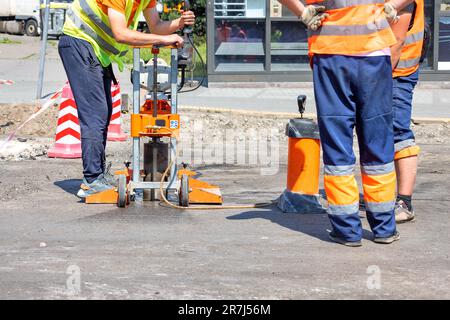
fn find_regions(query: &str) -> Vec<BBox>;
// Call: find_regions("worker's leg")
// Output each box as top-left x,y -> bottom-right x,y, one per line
355,55 -> 397,240
313,54 -> 361,243
393,70 -> 420,216
58,35 -> 110,183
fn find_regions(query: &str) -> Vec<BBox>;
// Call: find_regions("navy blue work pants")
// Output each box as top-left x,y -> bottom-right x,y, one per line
58,35 -> 113,183
313,54 -> 397,241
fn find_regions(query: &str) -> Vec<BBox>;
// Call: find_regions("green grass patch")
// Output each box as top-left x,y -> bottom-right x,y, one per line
122,40 -> 206,78
0,37 -> 21,44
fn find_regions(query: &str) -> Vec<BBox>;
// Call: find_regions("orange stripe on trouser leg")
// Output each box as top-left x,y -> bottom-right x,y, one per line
362,172 -> 396,203
287,137 -> 320,195
324,175 -> 359,206
395,146 -> 420,160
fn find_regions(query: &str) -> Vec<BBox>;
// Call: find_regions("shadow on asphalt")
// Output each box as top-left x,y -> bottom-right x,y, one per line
227,206 -> 374,243
54,179 -> 83,196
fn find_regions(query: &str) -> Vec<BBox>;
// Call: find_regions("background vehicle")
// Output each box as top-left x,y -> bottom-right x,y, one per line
0,0 -> 72,37
0,0 -> 41,36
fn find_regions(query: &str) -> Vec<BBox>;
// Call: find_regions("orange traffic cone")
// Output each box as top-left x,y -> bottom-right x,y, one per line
47,82 -> 82,158
278,118 -> 325,214
107,82 -> 127,141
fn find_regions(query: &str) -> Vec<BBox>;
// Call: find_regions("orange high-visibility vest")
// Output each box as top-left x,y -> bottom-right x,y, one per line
393,0 -> 424,78
307,0 -> 397,55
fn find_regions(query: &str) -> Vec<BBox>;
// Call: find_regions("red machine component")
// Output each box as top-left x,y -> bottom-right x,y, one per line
140,98 -> 172,115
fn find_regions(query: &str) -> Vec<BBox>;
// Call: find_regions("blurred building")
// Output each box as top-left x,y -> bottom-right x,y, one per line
207,0 -> 450,82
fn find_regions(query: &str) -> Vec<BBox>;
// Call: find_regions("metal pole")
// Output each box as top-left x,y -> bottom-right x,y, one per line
36,0 -> 51,99
150,50 -> 159,200
132,48 -> 141,183
167,48 -> 178,190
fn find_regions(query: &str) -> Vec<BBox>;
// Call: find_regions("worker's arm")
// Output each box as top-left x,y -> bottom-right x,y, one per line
278,0 -> 328,30
384,0 -> 415,23
108,8 -> 184,47
277,0 -> 306,17
390,10 -> 413,69
143,7 -> 195,35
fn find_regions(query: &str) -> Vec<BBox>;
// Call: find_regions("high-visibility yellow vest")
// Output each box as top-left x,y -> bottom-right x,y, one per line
393,0 -> 424,78
63,0 -> 151,71
307,0 -> 396,55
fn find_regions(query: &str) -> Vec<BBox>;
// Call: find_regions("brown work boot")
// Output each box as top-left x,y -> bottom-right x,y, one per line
395,200 -> 416,224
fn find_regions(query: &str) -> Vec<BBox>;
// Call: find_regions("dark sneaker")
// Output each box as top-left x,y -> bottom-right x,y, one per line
395,200 -> 415,224
373,231 -> 400,244
77,174 -> 115,198
328,232 -> 362,247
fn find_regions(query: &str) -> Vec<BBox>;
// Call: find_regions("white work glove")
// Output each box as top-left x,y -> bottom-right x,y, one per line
384,1 -> 399,24
300,5 -> 329,31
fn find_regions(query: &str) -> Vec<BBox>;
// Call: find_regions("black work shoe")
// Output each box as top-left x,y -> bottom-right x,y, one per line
328,232 -> 362,247
373,231 -> 400,244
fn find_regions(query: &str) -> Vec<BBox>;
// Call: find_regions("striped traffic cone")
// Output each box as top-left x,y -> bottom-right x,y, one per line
107,82 -> 127,141
47,82 -> 82,158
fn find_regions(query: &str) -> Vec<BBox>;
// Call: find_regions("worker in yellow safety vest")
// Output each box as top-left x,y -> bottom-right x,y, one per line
278,0 -> 415,246
58,0 -> 195,198
389,0 -> 425,223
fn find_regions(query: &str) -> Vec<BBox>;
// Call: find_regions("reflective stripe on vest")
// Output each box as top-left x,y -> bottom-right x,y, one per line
309,18 -> 390,37
66,9 -> 120,56
307,1 -> 396,55
393,0 -> 425,78
312,0 -> 379,10
396,56 -> 421,69
78,0 -> 115,38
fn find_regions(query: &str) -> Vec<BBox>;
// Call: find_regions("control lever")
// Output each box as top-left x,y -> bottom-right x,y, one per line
178,0 -> 193,68
297,95 -> 306,119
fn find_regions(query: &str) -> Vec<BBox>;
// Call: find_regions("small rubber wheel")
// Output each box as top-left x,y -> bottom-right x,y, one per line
25,19 -> 38,37
179,174 -> 189,207
117,174 -> 127,208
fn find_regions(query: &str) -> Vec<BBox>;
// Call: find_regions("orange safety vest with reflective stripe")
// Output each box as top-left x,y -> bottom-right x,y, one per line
393,0 -> 424,78
307,0 -> 397,55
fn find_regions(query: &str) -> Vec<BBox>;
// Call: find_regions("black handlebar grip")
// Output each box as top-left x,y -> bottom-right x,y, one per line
297,95 -> 306,115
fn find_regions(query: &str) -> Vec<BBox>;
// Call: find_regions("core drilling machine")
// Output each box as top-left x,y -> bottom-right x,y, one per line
85,1 -> 224,208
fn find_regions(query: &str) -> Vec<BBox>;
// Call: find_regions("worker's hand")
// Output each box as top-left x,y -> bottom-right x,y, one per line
161,34 -> 184,48
179,10 -> 196,29
300,5 -> 329,31
384,1 -> 399,24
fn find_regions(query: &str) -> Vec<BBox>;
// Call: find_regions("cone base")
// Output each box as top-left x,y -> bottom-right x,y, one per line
48,143 -> 82,159
277,189 -> 326,214
107,131 -> 127,142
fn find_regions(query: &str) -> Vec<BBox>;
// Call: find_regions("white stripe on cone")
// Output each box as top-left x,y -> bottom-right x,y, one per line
57,135 -> 81,145
107,82 -> 127,141
47,82 -> 82,159
55,120 -> 81,135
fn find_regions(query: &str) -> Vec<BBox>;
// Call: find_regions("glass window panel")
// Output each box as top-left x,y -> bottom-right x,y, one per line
214,19 -> 265,72
270,21 -> 309,71
438,16 -> 450,70
214,0 -> 266,18
271,0 -> 305,17
419,0 -> 434,70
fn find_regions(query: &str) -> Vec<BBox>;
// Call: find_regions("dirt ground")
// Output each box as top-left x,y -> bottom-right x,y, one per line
1,102 -> 449,157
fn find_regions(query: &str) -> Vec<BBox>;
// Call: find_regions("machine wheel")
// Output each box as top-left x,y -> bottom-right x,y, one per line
117,174 -> 128,208
179,174 -> 189,207
25,19 -> 39,37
